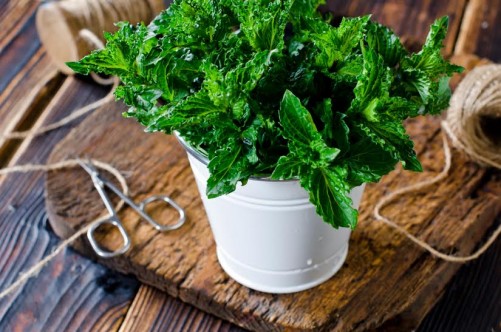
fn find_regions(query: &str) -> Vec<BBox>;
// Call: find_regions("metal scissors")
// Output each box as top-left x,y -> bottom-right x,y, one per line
77,159 -> 186,258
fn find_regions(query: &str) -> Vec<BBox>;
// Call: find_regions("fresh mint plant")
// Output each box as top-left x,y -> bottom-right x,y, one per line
68,0 -> 462,229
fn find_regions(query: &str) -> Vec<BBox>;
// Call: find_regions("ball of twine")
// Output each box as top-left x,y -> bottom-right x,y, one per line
375,63 -> 501,263
36,0 -> 164,75
443,64 -> 501,169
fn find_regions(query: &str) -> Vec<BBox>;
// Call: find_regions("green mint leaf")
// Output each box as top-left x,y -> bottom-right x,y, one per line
314,98 -> 334,142
349,46 -> 392,118
345,136 -> 398,186
280,90 -> 322,145
280,90 -> 340,167
396,17 -> 462,113
382,96 -> 421,120
355,121 -> 422,171
203,50 -> 274,120
207,138 -> 252,198
234,0 -> 293,52
403,17 -> 462,78
332,54 -> 364,85
271,154 -> 307,180
331,113 -> 350,153
426,76 -> 453,115
290,0 -> 325,21
366,21 -> 407,67
152,90 -> 223,133
313,16 -> 370,68
301,167 -> 358,229
68,22 -> 155,77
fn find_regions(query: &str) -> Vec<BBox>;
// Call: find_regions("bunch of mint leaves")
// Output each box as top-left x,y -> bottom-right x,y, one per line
68,0 -> 462,229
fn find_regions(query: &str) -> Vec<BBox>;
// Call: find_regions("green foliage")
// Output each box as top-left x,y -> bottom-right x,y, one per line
68,0 -> 462,229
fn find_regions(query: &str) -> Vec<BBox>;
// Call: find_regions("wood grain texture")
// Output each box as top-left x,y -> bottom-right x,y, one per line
418,216 -> 501,332
0,0 -> 39,52
0,77 -> 139,332
454,0 -> 501,61
45,87 -> 501,331
0,13 -> 42,94
0,51 -> 63,167
0,0 -> 64,166
119,285 -> 239,332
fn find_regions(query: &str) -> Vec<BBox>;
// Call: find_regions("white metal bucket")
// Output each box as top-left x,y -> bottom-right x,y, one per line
178,137 -> 365,293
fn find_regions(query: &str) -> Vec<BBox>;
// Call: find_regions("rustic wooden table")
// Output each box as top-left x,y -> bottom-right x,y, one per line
0,0 -> 500,331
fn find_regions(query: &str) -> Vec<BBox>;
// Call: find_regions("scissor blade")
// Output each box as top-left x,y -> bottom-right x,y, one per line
77,158 -> 118,217
76,158 -> 99,177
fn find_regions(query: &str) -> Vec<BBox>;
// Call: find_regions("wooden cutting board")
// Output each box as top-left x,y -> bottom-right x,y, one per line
45,54 -> 501,331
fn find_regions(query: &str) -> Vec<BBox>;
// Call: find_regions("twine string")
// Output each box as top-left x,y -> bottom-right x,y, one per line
0,29 -> 126,299
68,0 -> 155,52
374,64 -> 501,262
374,131 -> 501,263
0,159 -> 129,300
447,64 -> 501,168
0,30 -> 119,142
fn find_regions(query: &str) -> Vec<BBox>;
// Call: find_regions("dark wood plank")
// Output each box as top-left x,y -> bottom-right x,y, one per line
0,13 -> 41,93
0,0 -> 39,52
0,51 -> 63,167
119,286 -> 240,332
0,0 -> 64,168
418,217 -> 501,332
0,77 -> 139,332
455,0 -> 501,61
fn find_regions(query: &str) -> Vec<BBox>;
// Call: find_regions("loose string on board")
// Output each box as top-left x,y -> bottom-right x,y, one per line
0,91 -> 124,299
0,159 -> 129,300
0,26 -> 126,299
0,29 -> 118,142
374,64 -> 501,263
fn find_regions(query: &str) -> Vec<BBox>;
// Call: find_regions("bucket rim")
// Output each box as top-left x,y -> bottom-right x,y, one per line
174,131 -> 299,183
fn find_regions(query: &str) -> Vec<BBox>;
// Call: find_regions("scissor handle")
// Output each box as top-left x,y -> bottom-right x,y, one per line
87,217 -> 131,258
139,195 -> 186,231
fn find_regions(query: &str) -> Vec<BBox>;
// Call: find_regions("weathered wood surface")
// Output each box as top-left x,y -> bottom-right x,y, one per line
1,0 -> 501,331
418,218 -> 501,332
455,0 -> 501,60
0,0 -> 39,52
45,57 -> 501,330
0,75 -> 140,331
119,285 -> 240,332
0,52 -> 63,168
0,5 -> 140,327
0,77 -> 140,332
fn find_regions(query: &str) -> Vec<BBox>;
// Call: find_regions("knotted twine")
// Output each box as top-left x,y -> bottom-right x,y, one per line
374,64 -> 501,263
